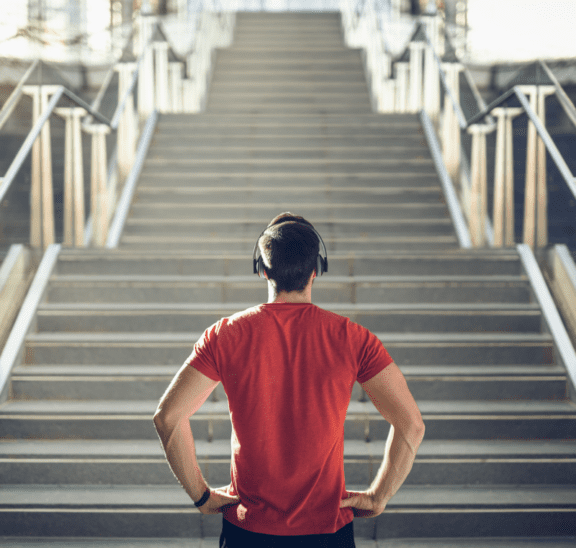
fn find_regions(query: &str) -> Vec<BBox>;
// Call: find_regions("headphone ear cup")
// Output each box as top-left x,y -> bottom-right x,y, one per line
257,257 -> 265,278
317,255 -> 323,276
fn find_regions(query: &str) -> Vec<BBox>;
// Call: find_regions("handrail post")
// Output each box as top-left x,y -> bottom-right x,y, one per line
54,107 -> 87,247
468,124 -> 492,247
441,63 -> 462,183
39,87 -> 56,249
395,62 -> 409,113
423,41 -> 440,122
23,85 -> 60,250
517,85 -> 555,249
536,85 -> 556,248
492,107 -> 523,247
169,62 -> 184,114
116,63 -> 137,183
26,87 -> 42,249
381,79 -> 396,113
87,125 -> 112,247
137,14 -> 156,122
409,42 -> 425,112
139,44 -> 155,122
71,109 -> 86,247
154,41 -> 171,113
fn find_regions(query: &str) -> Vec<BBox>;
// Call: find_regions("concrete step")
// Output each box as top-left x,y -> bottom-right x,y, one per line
10,363 -> 567,402
150,124 -> 424,137
204,104 -> 373,114
0,484 -> 575,538
122,218 -> 454,237
54,251 -> 524,277
1,438 -> 574,486
157,112 -> 420,125
132,187 -> 446,206
145,147 -> 429,161
134,172 -> 438,187
22,333 -> 554,366
212,61 -> 365,72
120,237 -> 459,253
211,72 -> 367,84
1,539 -> 575,548
208,81 -> 369,94
140,159 -> 437,175
34,303 -> 543,334
215,49 -> 363,62
205,95 -> 372,107
44,273 -> 533,307
148,135 -> 427,148
1,399 -> 574,441
128,202 -> 450,219
230,38 -> 346,48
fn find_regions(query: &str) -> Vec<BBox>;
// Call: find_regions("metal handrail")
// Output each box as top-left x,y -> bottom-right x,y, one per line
0,5 -> 235,249
539,60 -> 576,128
465,87 -> 517,127
514,88 -> 576,197
456,84 -> 576,199
0,26 -> 157,204
110,41 -> 150,129
0,60 -> 39,132
422,32 -> 467,128
0,87 -> 64,204
89,66 -> 116,115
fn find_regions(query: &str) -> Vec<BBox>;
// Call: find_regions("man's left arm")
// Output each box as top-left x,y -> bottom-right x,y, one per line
153,363 -> 240,514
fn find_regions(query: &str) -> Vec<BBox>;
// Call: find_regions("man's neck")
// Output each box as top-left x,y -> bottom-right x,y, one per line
266,273 -> 315,304
267,285 -> 312,304
269,292 -> 312,304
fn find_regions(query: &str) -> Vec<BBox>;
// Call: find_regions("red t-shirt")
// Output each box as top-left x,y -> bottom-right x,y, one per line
187,302 -> 393,536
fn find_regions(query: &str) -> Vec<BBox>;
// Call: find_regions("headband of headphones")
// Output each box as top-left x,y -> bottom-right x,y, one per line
252,219 -> 328,278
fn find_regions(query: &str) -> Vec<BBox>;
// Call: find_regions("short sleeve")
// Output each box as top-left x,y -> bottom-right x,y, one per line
353,323 -> 394,384
186,321 -> 222,382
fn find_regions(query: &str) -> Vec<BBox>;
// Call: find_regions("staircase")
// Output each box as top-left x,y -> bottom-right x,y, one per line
1,12 -> 575,546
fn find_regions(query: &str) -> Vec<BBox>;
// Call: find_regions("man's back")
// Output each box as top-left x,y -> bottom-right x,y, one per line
189,302 -> 392,535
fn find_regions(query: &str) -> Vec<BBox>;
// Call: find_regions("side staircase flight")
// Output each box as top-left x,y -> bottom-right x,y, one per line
0,12 -> 575,546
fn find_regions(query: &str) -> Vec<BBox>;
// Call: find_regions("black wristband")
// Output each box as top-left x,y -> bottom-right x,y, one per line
194,488 -> 211,508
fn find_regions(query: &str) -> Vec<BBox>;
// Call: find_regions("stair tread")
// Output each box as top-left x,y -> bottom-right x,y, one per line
11,364 -> 566,378
6,538 -> 575,548
37,302 -> 538,311
2,399 -> 573,416
48,274 -> 526,282
2,438 -> 575,459
25,331 -> 554,343
2,484 -> 575,508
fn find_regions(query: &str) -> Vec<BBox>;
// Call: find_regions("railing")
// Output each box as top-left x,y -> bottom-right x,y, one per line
341,0 -> 576,252
0,6 -> 234,250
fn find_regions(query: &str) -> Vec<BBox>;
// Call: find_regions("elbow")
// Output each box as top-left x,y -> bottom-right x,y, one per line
413,414 -> 425,447
416,417 -> 425,445
153,407 -> 172,435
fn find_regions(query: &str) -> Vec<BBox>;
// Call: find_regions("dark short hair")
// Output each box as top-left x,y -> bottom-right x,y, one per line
259,213 -> 320,293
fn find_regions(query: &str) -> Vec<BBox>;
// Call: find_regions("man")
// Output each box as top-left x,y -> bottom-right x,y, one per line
153,213 -> 425,547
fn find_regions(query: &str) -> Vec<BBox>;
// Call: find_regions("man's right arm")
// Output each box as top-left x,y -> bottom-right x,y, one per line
340,362 -> 425,517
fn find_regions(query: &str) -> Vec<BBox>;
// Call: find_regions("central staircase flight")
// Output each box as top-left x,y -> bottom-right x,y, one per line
0,12 -> 575,547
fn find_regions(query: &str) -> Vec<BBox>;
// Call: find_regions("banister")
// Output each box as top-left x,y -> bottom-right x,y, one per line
61,88 -> 112,126
89,65 -> 116,114
422,33 -> 467,128
539,60 -> 576,128
514,87 -> 576,198
465,87 -> 517,127
110,43 -> 148,129
0,86 -> 65,204
0,59 -> 39,132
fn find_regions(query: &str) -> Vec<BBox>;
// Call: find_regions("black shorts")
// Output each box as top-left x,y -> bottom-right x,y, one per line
219,519 -> 356,548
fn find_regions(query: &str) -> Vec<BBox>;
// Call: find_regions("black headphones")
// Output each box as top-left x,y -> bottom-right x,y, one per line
252,220 -> 328,278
